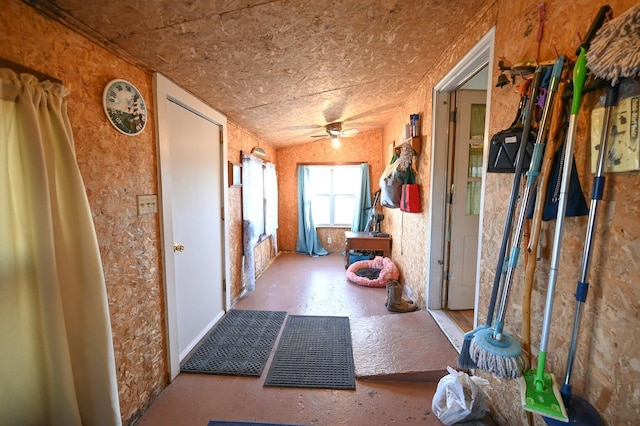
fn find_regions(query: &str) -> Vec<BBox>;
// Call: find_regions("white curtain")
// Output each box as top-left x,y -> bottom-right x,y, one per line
0,69 -> 121,425
264,162 -> 278,252
241,153 -> 265,292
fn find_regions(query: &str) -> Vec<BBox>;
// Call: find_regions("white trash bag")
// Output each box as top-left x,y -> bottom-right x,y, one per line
432,366 -> 490,425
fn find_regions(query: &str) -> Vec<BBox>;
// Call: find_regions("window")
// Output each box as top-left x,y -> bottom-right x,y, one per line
242,154 -> 278,240
307,165 -> 362,226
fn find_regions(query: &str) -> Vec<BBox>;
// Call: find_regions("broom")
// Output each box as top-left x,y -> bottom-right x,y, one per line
543,4 -> 640,425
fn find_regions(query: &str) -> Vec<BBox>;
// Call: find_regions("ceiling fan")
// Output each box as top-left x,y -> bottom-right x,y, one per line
311,122 -> 359,144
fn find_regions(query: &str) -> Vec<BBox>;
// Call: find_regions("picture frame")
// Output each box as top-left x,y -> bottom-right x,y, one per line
228,162 -> 242,187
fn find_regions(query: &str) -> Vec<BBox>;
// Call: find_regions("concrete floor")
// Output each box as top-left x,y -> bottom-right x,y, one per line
135,253 -> 466,426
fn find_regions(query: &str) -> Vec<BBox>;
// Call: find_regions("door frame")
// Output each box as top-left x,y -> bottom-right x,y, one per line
426,28 -> 494,346
154,73 -> 231,380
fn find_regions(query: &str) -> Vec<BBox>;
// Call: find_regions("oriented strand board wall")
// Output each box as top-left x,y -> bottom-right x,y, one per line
276,129 -> 384,253
383,0 -> 640,424
317,227 -> 351,253
1,0 -> 165,422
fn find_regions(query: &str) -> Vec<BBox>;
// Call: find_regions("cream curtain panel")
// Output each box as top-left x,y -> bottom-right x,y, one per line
0,69 -> 121,425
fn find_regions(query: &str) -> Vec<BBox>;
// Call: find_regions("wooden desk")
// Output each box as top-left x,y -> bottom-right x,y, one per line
344,231 -> 392,268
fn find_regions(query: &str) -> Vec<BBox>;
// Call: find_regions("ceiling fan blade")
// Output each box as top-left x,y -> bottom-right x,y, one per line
340,128 -> 359,137
311,134 -> 328,139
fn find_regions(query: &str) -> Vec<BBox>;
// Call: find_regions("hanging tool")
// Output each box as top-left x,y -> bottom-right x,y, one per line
522,72 -> 569,359
520,6 -> 611,422
546,4 -> 640,425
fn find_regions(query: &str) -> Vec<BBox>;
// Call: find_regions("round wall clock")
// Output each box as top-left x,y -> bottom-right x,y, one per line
102,79 -> 147,136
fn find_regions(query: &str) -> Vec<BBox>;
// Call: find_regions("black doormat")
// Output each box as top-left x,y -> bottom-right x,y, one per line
181,310 -> 286,376
264,315 -> 355,390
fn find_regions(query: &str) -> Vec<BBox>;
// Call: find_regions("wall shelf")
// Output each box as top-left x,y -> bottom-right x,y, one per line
395,136 -> 421,155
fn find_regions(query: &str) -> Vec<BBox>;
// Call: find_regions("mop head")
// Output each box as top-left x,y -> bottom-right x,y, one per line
469,328 -> 530,380
587,3 -> 640,84
519,369 -> 568,423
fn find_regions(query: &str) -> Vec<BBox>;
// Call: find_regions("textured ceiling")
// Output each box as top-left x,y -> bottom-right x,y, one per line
26,0 -> 488,147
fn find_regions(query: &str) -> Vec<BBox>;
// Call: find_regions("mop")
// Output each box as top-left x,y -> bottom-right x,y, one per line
543,4 -> 640,425
522,70 -> 569,362
520,6 -> 612,422
458,80 -> 533,370
468,67 -> 543,380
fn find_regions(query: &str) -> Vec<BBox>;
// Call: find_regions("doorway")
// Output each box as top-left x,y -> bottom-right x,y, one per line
426,28 -> 494,351
154,73 -> 232,380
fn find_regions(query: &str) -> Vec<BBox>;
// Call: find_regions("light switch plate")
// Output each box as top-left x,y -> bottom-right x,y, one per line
137,194 -> 158,216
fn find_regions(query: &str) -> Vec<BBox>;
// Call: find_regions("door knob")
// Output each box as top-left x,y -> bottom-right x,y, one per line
173,243 -> 185,252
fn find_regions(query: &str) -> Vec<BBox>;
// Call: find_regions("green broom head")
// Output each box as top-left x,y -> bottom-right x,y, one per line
469,324 -> 530,380
520,351 -> 568,422
587,3 -> 640,84
457,324 -> 489,369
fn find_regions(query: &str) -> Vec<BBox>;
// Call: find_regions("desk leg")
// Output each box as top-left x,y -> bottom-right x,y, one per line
345,241 -> 351,269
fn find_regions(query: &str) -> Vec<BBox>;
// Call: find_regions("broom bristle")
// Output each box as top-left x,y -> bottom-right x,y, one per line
458,331 -> 477,369
457,324 -> 490,369
587,3 -> 640,83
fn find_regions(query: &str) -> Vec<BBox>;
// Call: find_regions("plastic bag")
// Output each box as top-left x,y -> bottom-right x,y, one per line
432,367 -> 490,425
379,156 -> 404,209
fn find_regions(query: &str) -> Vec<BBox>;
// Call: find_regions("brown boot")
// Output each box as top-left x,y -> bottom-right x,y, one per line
385,280 -> 418,313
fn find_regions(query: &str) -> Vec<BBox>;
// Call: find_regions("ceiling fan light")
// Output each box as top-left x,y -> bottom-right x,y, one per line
331,135 -> 340,148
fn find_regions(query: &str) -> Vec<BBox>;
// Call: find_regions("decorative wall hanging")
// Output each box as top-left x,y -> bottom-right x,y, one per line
102,79 -> 147,136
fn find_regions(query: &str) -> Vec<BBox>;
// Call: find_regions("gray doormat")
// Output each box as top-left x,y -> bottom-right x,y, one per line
181,309 -> 286,376
264,315 -> 355,390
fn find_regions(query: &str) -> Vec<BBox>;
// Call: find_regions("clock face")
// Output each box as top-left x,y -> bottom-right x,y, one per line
102,79 -> 147,136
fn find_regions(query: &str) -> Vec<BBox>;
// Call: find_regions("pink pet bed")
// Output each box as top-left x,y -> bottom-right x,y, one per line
346,256 -> 400,287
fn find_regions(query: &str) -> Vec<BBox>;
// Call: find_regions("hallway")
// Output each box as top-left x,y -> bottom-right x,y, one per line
135,253 -> 460,425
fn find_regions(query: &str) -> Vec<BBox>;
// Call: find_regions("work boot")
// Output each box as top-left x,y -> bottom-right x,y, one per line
385,279 -> 418,313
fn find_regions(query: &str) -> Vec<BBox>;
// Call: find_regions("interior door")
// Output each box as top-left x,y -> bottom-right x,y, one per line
447,89 -> 486,310
167,100 -> 224,359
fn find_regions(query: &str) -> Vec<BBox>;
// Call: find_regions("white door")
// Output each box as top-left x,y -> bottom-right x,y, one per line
167,100 -> 225,359
447,89 -> 486,310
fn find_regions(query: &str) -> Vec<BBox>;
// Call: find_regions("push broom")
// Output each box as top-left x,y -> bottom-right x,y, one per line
468,67 -> 544,380
520,5 -> 611,423
544,3 -> 640,425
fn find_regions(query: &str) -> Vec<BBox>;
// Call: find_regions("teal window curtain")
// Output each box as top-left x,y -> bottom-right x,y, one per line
0,69 -> 121,424
351,163 -> 371,232
296,165 -> 328,257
